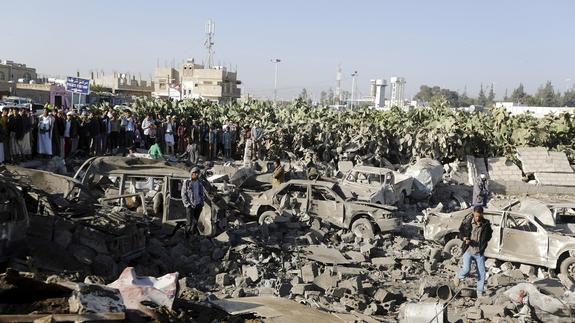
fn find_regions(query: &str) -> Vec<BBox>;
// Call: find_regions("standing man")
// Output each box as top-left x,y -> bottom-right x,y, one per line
251,121 -> 263,161
453,206 -> 492,297
141,113 -> 154,149
272,158 -> 285,188
181,167 -> 205,236
473,173 -> 489,207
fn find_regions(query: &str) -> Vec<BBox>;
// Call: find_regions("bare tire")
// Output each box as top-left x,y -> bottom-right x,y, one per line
560,256 -> 575,279
259,211 -> 278,225
351,218 -> 375,239
443,239 -> 463,259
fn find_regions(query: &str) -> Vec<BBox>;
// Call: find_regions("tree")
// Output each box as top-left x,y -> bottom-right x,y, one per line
533,81 -> 560,106
327,88 -> 335,105
320,90 -> 327,105
477,84 -> 487,106
298,88 -> 311,104
487,84 -> 495,106
561,89 -> 575,107
414,85 -> 459,106
510,83 -> 527,104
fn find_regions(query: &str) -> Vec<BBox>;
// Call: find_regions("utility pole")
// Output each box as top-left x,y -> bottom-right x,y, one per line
350,71 -> 358,109
271,58 -> 281,102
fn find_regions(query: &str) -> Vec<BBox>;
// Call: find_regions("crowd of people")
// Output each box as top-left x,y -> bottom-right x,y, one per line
0,106 -> 268,166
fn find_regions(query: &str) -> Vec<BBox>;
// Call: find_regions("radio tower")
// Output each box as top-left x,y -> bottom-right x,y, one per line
335,64 -> 342,103
204,19 -> 215,68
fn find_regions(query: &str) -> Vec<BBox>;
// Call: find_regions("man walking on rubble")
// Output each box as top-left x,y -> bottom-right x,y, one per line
453,206 -> 492,297
182,167 -> 205,236
272,158 -> 285,188
473,173 -> 489,207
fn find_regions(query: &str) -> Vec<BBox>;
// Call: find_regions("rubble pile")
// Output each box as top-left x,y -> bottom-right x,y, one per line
2,153 -> 575,321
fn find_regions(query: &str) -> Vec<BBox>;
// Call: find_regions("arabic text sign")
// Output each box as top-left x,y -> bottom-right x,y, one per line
66,77 -> 91,94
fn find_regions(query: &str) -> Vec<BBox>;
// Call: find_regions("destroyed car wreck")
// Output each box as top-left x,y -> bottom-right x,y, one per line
248,179 -> 400,238
424,205 -> 575,278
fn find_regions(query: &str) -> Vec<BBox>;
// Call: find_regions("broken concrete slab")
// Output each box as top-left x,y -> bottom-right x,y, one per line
68,283 -> 125,314
210,296 -> 345,322
301,245 -> 353,265
300,263 -> 318,283
399,302 -> 445,323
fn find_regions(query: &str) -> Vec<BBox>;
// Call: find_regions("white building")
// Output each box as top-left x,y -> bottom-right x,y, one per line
495,102 -> 575,118
369,79 -> 387,109
389,76 -> 406,108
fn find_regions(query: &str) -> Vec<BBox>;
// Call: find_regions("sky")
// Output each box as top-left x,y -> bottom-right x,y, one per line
3,0 -> 575,100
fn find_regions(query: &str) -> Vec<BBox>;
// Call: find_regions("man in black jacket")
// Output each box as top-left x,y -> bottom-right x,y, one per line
453,206 -> 492,297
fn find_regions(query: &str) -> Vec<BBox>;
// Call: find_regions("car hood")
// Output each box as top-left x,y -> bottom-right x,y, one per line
349,201 -> 397,212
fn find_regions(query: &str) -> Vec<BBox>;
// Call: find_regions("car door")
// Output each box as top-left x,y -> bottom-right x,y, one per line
481,211 -> 503,257
273,183 -> 309,214
499,213 -> 548,266
308,185 -> 345,226
165,177 -> 186,223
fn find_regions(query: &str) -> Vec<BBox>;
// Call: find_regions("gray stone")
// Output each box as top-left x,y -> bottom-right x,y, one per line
345,250 -> 366,262
290,283 -> 314,295
371,257 -> 395,268
506,269 -> 525,280
242,265 -> 260,283
558,273 -> 575,292
374,289 -> 403,303
68,283 -> 125,314
300,263 -> 318,283
519,264 -> 536,276
341,232 -> 356,243
215,273 -> 233,287
338,277 -> 361,293
313,272 -> 338,291
363,302 -> 383,315
466,307 -> 483,320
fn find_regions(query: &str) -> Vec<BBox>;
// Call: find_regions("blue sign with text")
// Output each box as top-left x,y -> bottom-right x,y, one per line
66,77 -> 91,94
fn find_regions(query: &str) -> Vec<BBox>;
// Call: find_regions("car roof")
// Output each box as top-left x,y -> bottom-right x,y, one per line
349,165 -> 393,175
283,179 -> 337,188
84,156 -> 191,177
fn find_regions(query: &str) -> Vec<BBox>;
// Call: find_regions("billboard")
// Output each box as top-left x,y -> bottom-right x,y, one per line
66,77 -> 91,95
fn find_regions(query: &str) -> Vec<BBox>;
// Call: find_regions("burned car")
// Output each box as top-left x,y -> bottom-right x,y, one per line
423,207 -> 575,278
0,179 -> 29,262
340,165 -> 413,206
74,157 -> 225,236
2,166 -> 147,275
249,179 -> 400,238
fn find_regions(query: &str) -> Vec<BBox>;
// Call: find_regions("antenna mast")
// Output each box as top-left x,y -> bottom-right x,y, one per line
204,19 -> 215,68
336,64 -> 342,103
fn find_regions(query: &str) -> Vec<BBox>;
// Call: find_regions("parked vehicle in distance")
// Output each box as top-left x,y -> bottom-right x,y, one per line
249,179 -> 400,238
423,206 -> 575,279
340,165 -> 413,207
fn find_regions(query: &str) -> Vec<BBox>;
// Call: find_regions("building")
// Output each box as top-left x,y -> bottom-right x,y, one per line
14,82 -> 68,107
91,72 -> 154,97
0,59 -> 37,82
369,79 -> 387,109
153,68 -> 180,99
495,102 -> 575,118
389,77 -> 406,108
180,59 -> 241,102
0,59 -> 38,97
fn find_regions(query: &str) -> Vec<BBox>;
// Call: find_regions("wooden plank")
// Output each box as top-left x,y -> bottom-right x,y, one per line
0,312 -> 125,322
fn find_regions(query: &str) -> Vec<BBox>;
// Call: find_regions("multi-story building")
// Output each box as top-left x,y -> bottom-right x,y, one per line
153,68 -> 180,98
0,59 -> 37,82
91,72 -> 154,97
180,59 -> 241,103
389,76 -> 406,108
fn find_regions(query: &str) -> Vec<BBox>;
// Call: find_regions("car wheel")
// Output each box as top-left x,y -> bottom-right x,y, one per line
258,211 -> 278,225
560,256 -> 575,279
351,218 -> 375,239
443,239 -> 463,259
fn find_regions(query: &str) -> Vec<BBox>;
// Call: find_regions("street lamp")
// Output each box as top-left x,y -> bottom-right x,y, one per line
350,71 -> 358,109
271,59 -> 281,102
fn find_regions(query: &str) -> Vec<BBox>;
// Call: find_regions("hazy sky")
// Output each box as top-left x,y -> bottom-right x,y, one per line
3,0 -> 574,100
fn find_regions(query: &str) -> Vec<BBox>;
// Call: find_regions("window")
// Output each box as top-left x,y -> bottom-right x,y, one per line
312,186 -> 336,201
506,214 -> 538,232
0,72 -> 4,80
276,184 -> 307,201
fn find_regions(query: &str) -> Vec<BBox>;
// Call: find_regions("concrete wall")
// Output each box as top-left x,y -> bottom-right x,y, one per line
490,180 -> 575,196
